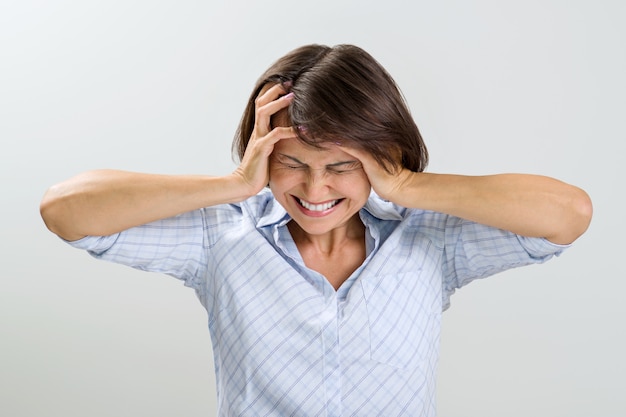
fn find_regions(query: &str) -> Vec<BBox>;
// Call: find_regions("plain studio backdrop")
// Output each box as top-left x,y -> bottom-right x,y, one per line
1,1 -> 624,416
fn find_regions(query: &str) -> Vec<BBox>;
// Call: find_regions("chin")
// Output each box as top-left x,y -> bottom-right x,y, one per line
289,211 -> 360,236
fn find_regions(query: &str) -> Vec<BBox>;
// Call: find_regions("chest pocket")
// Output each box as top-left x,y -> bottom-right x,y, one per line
361,271 -> 440,369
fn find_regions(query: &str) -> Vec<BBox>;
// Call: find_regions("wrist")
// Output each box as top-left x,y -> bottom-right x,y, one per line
222,172 -> 261,203
376,170 -> 421,205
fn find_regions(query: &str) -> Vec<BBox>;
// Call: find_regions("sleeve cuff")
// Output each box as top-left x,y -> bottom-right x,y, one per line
63,233 -> 120,256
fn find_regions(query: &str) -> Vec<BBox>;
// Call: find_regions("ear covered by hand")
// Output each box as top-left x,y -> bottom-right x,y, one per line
338,145 -> 414,202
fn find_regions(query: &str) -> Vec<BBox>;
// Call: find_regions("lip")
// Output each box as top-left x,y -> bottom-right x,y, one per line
292,195 -> 344,217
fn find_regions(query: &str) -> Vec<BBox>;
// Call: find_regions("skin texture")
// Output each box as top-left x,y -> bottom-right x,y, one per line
39,84 -> 297,241
40,82 -> 593,289
268,139 -> 370,239
268,140 -> 371,289
339,146 -> 592,245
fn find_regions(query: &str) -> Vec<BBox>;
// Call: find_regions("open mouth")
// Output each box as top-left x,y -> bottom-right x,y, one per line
295,197 -> 344,212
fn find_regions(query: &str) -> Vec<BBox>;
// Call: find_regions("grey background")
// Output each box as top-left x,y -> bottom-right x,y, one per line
2,1 -> 624,416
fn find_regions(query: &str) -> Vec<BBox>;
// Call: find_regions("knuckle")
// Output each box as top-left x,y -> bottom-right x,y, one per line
261,129 -> 276,141
255,104 -> 270,119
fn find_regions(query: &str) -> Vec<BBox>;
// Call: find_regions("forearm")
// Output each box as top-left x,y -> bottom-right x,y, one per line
40,170 -> 251,241
393,172 -> 592,245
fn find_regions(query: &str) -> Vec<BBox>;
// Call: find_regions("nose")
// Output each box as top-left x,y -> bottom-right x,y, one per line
303,168 -> 330,200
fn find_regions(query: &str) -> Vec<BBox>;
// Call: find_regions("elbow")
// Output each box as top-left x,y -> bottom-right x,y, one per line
554,186 -> 593,245
40,184 -> 83,241
40,184 -> 64,235
573,187 -> 593,238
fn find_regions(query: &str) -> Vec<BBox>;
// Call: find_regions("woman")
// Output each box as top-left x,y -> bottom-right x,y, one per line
40,44 -> 592,416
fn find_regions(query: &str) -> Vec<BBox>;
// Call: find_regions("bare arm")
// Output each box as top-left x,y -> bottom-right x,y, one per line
389,172 -> 592,245
341,148 -> 593,245
41,84 -> 296,241
40,171 -> 250,241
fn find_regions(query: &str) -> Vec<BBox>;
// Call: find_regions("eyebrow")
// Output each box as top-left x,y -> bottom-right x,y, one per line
277,153 -> 359,168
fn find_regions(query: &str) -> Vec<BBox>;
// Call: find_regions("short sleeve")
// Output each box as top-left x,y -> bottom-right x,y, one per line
441,217 -> 569,310
65,209 -> 209,291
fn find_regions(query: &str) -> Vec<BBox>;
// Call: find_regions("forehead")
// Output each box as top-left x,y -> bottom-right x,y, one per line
273,138 -> 354,165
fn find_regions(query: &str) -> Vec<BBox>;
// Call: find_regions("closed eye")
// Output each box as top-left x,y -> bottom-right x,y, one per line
273,154 -> 362,173
271,154 -> 307,170
282,162 -> 307,170
327,161 -> 362,174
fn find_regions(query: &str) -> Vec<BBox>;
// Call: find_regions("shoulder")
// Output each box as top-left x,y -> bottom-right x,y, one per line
237,188 -> 277,217
365,193 -> 450,230
363,193 -> 452,249
202,188 -> 286,231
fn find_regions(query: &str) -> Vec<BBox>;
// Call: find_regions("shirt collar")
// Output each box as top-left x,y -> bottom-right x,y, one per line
362,192 -> 404,221
255,193 -> 291,228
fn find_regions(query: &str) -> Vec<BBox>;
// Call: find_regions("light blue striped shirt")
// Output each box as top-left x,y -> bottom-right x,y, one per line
68,189 -> 567,416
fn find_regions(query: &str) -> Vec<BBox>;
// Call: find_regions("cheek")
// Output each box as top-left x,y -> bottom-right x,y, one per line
336,173 -> 371,196
268,167 -> 301,190
355,173 -> 373,200
349,170 -> 371,186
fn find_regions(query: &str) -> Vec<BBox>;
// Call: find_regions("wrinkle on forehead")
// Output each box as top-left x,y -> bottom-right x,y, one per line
272,139 -> 352,167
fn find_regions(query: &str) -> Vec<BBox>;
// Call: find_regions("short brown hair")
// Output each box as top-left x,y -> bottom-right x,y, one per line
233,44 -> 428,173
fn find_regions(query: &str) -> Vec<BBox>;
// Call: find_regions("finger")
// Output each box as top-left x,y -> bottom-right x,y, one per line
239,126 -> 297,181
337,145 -> 378,168
258,92 -> 294,120
246,126 -> 297,161
259,126 -> 298,151
255,83 -> 289,107
340,144 -> 404,175
254,91 -> 294,136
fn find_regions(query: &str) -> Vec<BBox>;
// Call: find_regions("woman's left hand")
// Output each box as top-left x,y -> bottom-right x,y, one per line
338,145 -> 414,204
341,145 -> 592,245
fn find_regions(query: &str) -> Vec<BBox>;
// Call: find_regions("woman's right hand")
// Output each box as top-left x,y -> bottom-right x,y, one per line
231,83 -> 296,196
40,84 -> 296,241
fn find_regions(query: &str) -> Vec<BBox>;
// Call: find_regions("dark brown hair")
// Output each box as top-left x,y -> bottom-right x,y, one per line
233,44 -> 428,173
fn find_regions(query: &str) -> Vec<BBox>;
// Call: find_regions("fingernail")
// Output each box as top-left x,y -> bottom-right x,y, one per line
281,80 -> 293,90
283,92 -> 294,100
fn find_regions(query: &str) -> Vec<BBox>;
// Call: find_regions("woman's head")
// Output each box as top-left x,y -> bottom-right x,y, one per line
233,44 -> 428,173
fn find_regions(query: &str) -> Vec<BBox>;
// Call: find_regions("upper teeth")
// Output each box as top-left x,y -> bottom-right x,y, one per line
299,198 -> 339,212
